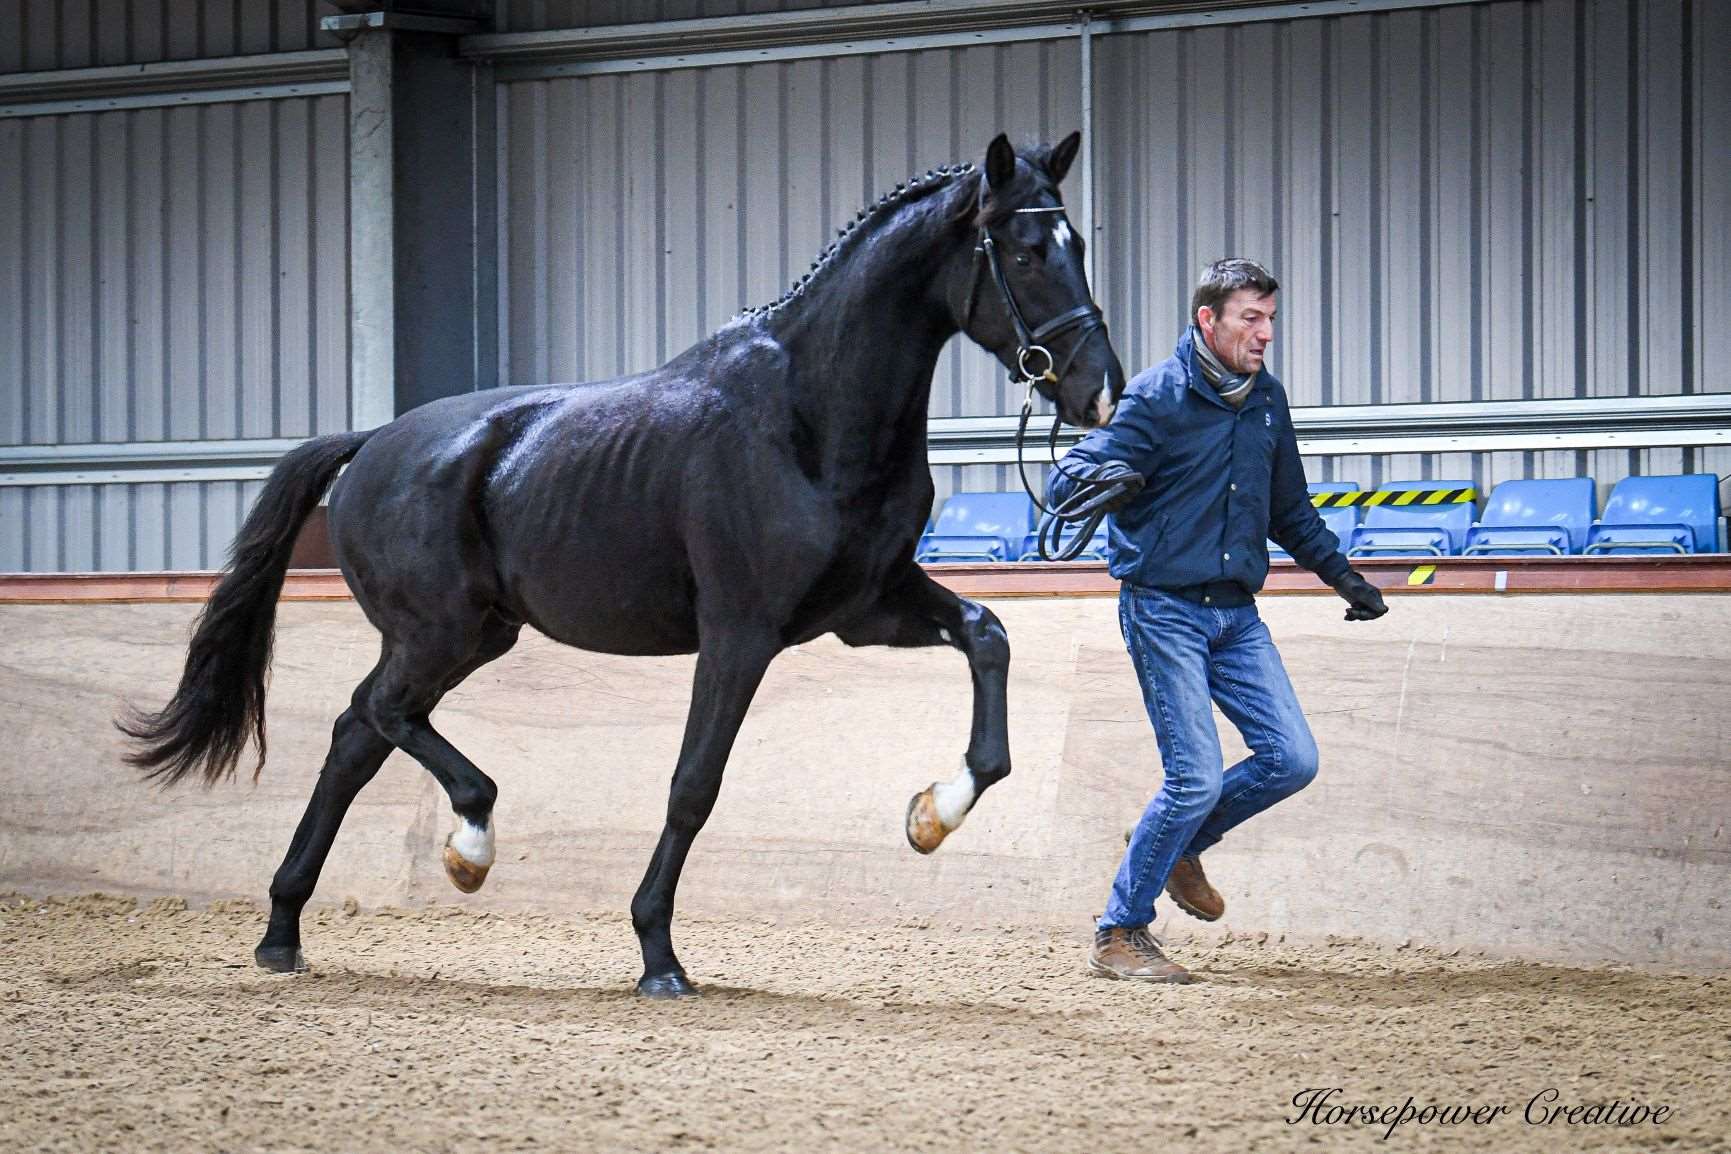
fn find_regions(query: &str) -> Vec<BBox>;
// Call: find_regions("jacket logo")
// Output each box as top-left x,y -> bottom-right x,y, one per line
1265,412 -> 1272,427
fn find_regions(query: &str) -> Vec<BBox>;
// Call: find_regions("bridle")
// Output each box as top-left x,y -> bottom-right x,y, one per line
957,194 -> 1105,395
957,184 -> 1137,561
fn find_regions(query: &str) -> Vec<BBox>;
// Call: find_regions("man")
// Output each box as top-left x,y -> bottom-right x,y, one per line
1050,258 -> 1388,984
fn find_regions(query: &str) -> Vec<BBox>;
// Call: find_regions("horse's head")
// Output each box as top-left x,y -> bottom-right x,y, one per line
950,132 -> 1125,429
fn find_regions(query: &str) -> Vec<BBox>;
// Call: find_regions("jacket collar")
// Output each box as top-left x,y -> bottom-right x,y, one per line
1176,326 -> 1273,412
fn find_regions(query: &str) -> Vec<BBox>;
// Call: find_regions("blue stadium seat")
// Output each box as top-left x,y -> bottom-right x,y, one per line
915,491 -> 1035,563
1271,481 -> 1361,562
1347,480 -> 1476,558
1584,474 -> 1722,555
1464,478 -> 1596,556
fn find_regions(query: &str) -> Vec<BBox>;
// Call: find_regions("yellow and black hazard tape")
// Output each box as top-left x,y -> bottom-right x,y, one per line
1311,487 -> 1477,508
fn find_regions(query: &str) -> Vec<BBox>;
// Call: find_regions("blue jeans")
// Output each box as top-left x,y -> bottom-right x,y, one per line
1100,585 -> 1320,930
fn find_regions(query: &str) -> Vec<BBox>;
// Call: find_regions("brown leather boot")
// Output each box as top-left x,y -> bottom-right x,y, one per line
1165,855 -> 1225,922
1087,926 -> 1192,984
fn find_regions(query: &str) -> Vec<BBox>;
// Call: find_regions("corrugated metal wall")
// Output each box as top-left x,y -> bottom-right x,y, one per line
1096,0 -> 1726,405
1092,0 -> 1731,500
492,0 -> 902,33
0,96 -> 352,447
495,39 -> 1081,503
0,91 -> 350,570
0,479 -> 266,571
0,0 -> 340,70
3,0 -> 1725,568
495,0 -> 1728,510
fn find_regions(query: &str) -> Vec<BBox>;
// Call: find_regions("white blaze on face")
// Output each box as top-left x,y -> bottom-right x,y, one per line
450,815 -> 495,867
1052,218 -> 1073,252
1094,372 -> 1117,425
930,761 -> 977,830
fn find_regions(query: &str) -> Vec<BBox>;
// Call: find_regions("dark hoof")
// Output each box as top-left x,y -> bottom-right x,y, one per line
636,971 -> 699,999
253,943 -> 307,973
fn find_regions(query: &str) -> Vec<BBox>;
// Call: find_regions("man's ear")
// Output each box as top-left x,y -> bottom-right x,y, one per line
985,133 -> 1016,191
1047,131 -> 1081,184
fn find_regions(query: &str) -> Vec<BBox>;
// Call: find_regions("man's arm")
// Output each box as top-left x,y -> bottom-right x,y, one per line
1046,386 -> 1162,511
1268,419 -> 1349,582
1269,414 -> 1387,621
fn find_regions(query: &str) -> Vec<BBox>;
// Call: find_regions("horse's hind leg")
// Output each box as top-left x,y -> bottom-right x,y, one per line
363,616 -> 523,895
256,669 -> 393,972
632,634 -> 778,998
834,567 -> 1010,854
254,616 -> 521,972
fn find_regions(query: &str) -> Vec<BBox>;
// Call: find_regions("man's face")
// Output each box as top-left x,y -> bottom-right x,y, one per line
1198,289 -> 1276,376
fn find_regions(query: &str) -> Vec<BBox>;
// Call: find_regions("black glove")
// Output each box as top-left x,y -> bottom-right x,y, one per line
1330,568 -> 1388,622
1093,466 -> 1144,514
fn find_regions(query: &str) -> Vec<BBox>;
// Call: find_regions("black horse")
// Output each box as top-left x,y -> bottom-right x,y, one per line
123,133 -> 1125,997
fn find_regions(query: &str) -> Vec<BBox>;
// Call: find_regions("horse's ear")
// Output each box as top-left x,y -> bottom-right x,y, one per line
985,133 -> 1016,190
1047,131 -> 1082,185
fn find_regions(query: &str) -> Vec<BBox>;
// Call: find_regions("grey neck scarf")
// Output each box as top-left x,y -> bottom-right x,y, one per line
1192,325 -> 1255,409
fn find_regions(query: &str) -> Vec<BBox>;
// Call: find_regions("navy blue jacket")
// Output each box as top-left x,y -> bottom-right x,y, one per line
1050,328 -> 1350,603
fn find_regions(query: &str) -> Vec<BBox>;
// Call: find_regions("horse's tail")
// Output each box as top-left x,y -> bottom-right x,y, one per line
119,429 -> 376,788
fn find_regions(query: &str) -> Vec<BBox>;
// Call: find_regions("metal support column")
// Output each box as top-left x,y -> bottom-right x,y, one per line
330,2 -> 496,426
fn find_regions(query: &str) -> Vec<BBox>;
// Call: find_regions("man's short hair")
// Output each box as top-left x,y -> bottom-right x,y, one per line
1191,258 -> 1279,322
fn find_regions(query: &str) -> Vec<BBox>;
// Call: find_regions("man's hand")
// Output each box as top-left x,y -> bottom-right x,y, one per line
1330,569 -> 1388,621
1092,462 -> 1145,514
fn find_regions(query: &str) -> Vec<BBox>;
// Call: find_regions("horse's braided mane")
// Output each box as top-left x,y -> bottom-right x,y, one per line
737,161 -> 978,321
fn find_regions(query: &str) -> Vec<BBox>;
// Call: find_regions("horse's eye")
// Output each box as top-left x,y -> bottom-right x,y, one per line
1014,252 -> 1031,268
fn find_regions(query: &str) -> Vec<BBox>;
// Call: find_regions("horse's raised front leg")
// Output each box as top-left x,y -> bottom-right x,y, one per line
632,634 -> 778,999
835,567 -> 1011,854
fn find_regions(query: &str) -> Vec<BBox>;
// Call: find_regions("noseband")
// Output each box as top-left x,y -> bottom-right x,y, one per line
955,187 -> 1135,561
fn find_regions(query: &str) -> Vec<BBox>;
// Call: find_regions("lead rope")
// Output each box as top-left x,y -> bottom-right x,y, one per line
1011,381 -> 1141,561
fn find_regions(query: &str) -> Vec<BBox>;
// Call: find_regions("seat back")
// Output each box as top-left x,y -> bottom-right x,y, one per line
934,491 -> 1024,557
1350,480 -> 1476,557
1472,477 -> 1596,554
1319,505 -> 1360,546
1591,474 -> 1720,553
1271,482 -> 1362,560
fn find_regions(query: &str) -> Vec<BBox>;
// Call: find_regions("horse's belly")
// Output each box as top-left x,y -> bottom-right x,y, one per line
495,529 -> 695,653
501,556 -> 700,656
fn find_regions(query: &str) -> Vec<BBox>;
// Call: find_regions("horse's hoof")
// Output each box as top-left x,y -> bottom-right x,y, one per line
905,786 -> 950,855
636,971 -> 699,999
253,943 -> 307,973
443,841 -> 491,894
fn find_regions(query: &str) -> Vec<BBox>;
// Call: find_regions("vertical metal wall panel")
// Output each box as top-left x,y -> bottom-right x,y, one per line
1700,4 -> 1731,399
1096,0 -> 1722,412
1588,0 -> 1633,399
1639,0 -> 1687,397
0,119 -> 24,446
0,0 -> 339,70
1535,0 -> 1582,401
0,95 -> 351,448
497,41 -> 1080,421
